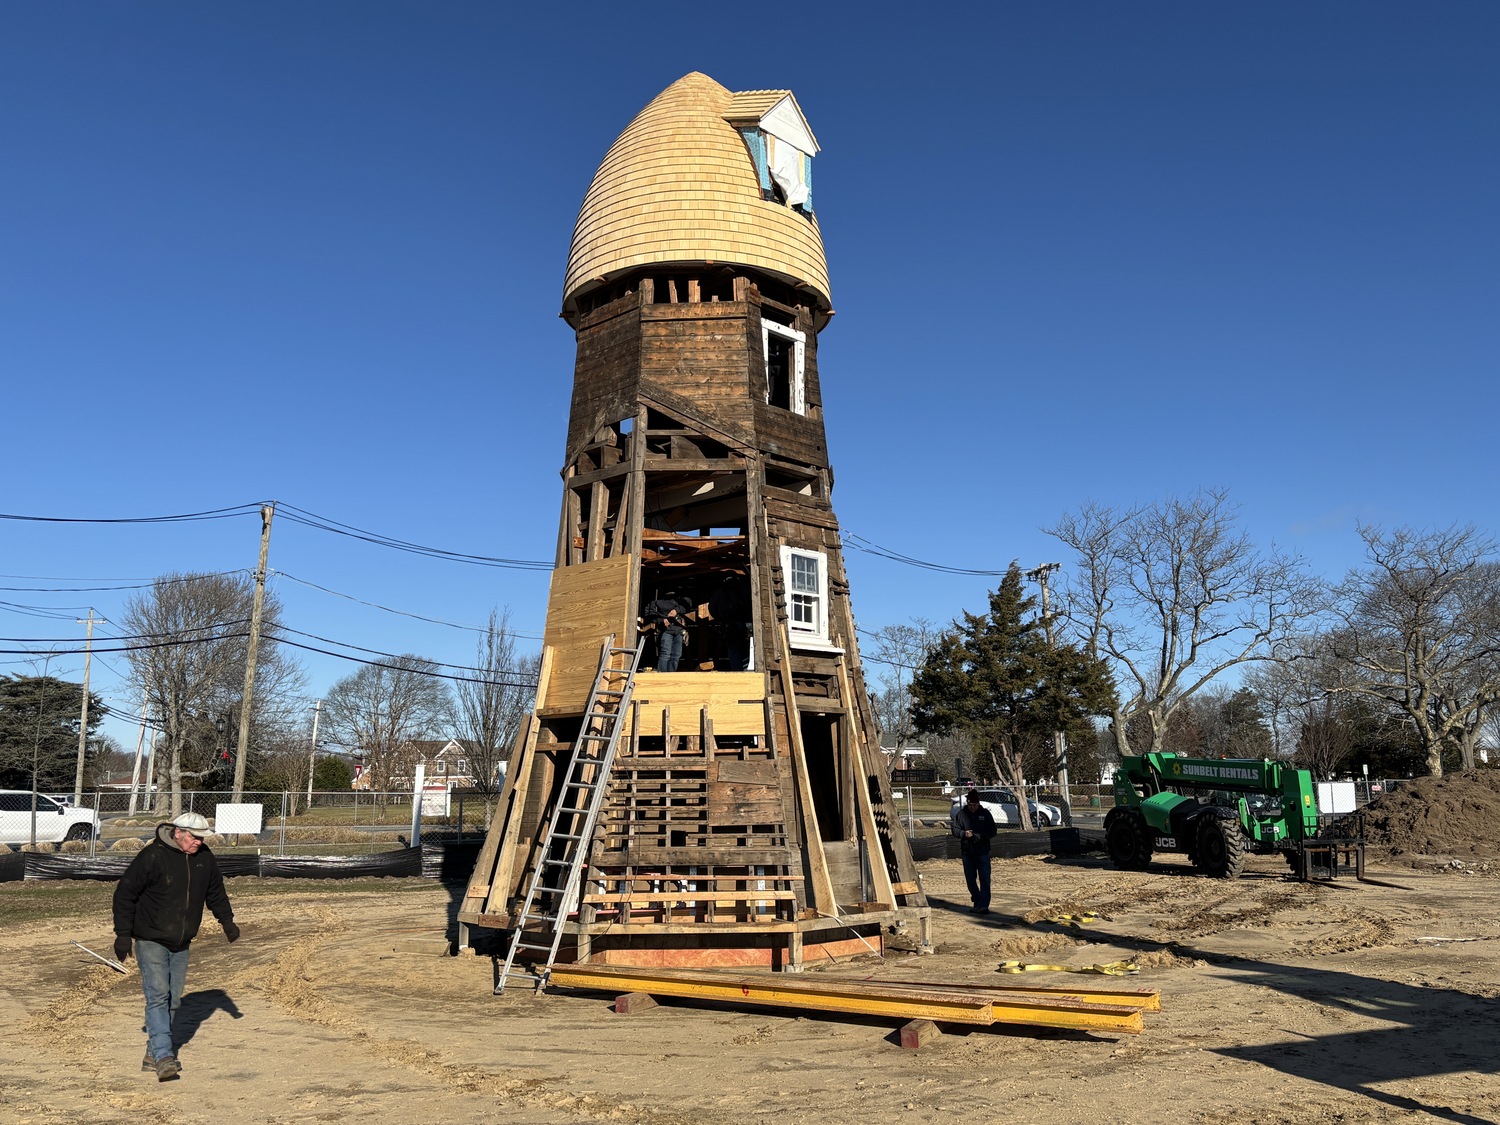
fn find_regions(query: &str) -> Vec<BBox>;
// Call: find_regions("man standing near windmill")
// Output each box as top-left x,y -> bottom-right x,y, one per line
111,811 -> 240,1081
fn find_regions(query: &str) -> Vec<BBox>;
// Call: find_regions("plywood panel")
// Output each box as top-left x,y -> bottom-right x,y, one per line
541,553 -> 636,713
621,671 -> 766,736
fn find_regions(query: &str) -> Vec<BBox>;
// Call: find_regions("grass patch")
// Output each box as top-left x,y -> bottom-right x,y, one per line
0,880 -> 115,926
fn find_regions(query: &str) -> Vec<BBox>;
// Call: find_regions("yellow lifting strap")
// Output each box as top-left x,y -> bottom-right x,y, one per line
998,959 -> 1139,976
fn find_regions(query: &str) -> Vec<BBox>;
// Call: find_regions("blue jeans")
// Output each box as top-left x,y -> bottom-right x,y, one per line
136,939 -> 189,1060
657,631 -> 683,672
961,850 -> 991,912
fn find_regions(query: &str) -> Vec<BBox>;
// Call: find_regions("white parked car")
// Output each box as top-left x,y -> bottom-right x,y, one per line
951,788 -> 1063,828
0,790 -> 99,845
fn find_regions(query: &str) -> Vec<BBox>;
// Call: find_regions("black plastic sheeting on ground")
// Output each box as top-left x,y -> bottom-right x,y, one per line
909,827 -> 1103,861
0,842 -> 486,884
423,840 -> 481,882
0,850 -> 25,882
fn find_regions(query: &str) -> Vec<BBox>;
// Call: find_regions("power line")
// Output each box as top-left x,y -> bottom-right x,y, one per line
0,571 -> 246,593
272,570 -> 544,640
269,635 -> 538,688
841,531 -> 1009,576
267,624 -> 537,685
0,503 -> 264,524
0,601 -> 90,620
275,503 -> 553,570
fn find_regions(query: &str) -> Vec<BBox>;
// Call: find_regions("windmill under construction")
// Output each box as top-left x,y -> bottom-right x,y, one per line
458,73 -> 930,979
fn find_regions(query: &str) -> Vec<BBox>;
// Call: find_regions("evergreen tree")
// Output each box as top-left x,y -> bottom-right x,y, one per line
910,566 -> 1115,825
0,675 -> 109,790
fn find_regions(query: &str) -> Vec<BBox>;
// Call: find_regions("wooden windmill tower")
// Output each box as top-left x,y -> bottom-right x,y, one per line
459,73 -> 929,972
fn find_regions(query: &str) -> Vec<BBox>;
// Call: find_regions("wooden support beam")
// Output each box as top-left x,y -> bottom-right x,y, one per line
486,646 -> 555,915
587,481 -> 607,561
641,457 -> 748,474
456,711 -> 535,924
566,488 -> 583,565
609,472 -> 630,559
582,891 -> 797,905
776,622 -> 838,916
838,657 -> 897,909
627,406 -> 648,559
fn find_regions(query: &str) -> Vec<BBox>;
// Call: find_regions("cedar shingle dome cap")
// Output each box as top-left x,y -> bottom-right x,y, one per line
562,72 -> 831,322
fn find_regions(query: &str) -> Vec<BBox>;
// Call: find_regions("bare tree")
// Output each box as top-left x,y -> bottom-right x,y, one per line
453,609 -> 540,817
1292,694 -> 1356,779
1325,524 -> 1500,776
865,618 -> 940,759
323,656 -> 453,798
1048,490 -> 1323,760
1480,705 -> 1500,766
251,719 -> 315,815
121,572 -> 299,816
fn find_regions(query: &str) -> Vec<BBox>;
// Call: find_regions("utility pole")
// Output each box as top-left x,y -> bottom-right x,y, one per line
30,653 -> 56,847
233,502 -> 275,802
127,690 -> 148,814
1025,562 -> 1071,825
305,699 -> 323,808
73,611 -> 103,804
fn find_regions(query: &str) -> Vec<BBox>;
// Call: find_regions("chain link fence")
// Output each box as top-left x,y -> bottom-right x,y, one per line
24,789 -> 500,858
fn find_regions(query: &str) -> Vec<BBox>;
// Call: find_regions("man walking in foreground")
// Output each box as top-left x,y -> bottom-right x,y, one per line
112,811 -> 240,1081
951,789 -> 998,914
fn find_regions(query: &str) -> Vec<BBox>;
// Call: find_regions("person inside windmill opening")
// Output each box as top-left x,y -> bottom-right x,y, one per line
643,589 -> 693,671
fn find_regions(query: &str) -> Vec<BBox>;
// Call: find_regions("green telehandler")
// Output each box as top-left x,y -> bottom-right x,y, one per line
1104,753 -> 1364,879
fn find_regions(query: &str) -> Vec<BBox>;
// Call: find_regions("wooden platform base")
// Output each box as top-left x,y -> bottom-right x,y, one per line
561,929 -> 879,971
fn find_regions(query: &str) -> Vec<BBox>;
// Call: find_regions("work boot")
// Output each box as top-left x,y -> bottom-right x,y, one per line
155,1055 -> 181,1082
141,1051 -> 155,1071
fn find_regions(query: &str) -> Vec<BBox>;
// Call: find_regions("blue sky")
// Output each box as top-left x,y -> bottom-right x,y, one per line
3,3 -> 1496,755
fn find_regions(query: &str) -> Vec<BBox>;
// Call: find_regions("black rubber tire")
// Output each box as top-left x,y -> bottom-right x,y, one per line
1105,810 -> 1154,871
1194,815 -> 1247,879
64,823 -> 94,842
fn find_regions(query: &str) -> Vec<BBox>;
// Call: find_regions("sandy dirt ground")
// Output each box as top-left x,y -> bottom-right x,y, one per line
2,851 -> 1497,1125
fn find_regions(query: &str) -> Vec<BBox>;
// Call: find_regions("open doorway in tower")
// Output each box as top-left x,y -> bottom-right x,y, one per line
638,410 -> 753,675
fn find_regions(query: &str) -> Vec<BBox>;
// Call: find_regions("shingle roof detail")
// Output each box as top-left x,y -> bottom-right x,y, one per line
562,73 -> 830,318
724,90 -> 789,121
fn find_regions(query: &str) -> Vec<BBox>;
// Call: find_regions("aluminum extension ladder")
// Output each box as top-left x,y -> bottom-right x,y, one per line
495,636 -> 643,994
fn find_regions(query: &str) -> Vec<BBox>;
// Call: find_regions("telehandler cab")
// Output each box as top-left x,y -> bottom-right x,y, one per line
1105,753 -> 1364,879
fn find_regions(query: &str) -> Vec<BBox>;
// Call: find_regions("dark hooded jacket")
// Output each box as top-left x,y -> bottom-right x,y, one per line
112,823 -> 234,952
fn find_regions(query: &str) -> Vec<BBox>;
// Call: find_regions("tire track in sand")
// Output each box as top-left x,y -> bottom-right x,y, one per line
235,904 -> 686,1125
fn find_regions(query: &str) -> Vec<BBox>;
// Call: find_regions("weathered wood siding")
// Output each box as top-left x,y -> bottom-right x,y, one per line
639,302 -> 754,437
567,296 -> 642,464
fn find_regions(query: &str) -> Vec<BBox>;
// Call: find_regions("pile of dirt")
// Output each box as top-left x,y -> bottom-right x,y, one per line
1360,770 -> 1500,859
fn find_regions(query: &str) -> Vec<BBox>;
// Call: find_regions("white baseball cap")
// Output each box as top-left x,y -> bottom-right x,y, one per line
171,812 -> 212,838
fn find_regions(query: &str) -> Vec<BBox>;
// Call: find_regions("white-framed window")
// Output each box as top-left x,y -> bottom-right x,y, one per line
762,319 -> 806,415
780,545 -> 831,647
456,759 -> 468,774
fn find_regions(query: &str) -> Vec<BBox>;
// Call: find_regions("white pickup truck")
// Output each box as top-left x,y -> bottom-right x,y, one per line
0,791 -> 99,845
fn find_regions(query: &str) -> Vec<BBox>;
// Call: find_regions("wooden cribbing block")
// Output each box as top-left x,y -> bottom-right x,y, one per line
614,992 -> 659,1015
899,1019 -> 941,1050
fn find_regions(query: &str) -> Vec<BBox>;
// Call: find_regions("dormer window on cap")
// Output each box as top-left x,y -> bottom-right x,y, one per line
726,91 -> 820,215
